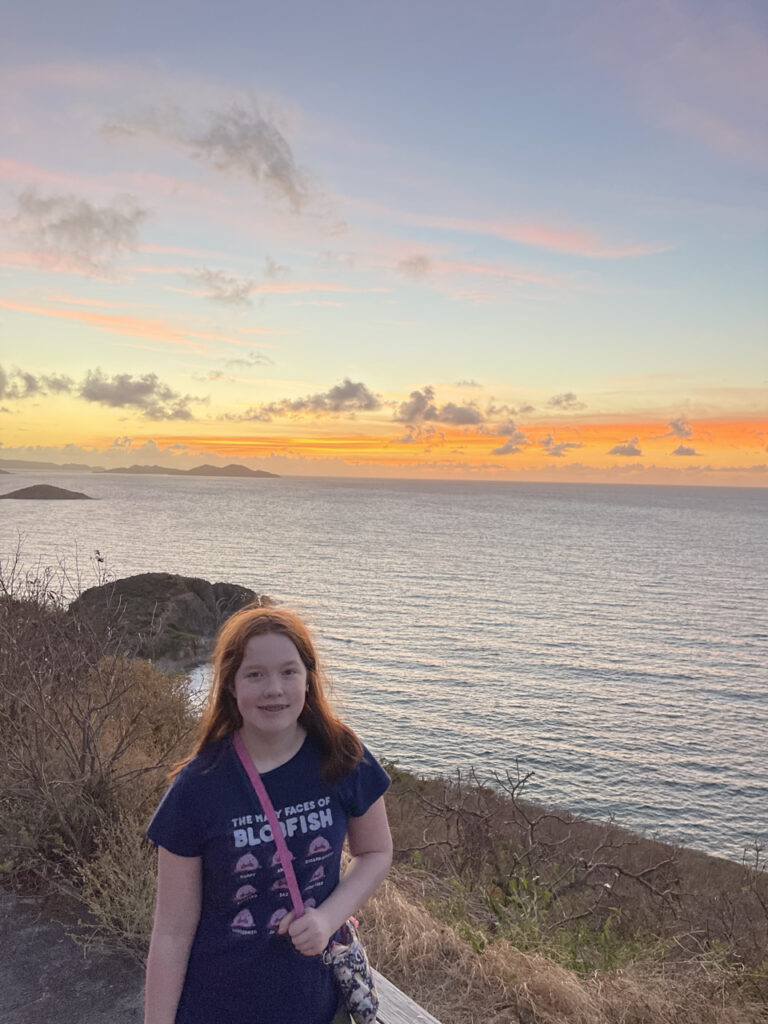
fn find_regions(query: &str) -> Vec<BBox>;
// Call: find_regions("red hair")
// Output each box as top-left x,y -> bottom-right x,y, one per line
172,606 -> 362,782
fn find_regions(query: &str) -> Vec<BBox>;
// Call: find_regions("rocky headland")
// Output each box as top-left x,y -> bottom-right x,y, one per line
69,572 -> 268,665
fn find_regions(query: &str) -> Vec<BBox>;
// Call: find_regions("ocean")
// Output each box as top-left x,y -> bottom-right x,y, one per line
2,471 -> 766,861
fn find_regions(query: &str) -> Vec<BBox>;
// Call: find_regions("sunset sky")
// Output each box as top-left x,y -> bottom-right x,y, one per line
1,0 -> 766,485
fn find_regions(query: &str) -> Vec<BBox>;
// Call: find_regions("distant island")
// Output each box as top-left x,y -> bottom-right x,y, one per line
102,463 -> 278,478
0,458 -> 278,477
0,459 -> 94,472
0,484 -> 92,500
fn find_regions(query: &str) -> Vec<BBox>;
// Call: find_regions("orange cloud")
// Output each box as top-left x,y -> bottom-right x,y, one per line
116,416 -> 767,480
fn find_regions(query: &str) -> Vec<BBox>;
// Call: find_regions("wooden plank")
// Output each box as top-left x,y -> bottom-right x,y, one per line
373,968 -> 444,1024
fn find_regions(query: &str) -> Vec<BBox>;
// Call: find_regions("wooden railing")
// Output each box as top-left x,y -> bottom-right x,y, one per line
373,969 -> 444,1024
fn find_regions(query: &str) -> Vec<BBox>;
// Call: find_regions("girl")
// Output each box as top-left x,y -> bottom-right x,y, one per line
145,607 -> 392,1024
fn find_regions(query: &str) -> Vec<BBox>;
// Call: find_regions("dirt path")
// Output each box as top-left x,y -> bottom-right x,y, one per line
0,891 -> 142,1024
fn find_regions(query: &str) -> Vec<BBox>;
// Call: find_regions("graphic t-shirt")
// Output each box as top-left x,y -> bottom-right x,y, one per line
146,733 -> 390,1024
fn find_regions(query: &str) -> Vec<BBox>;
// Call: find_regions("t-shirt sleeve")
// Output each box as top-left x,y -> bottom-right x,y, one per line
336,745 -> 391,819
146,766 -> 207,857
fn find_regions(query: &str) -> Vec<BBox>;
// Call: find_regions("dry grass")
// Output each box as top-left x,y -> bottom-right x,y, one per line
362,868 -> 766,1024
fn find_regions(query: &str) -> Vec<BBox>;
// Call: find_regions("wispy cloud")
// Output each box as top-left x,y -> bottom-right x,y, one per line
189,267 -> 257,307
225,350 -> 275,368
350,197 -> 669,259
540,433 -> 584,458
579,0 -> 768,168
0,300 -> 269,354
105,101 -> 312,210
491,427 -> 531,455
547,392 -> 587,411
666,416 -> 693,439
8,187 -> 147,273
397,254 -> 432,278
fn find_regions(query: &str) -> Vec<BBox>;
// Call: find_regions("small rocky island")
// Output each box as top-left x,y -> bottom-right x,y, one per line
70,572 -> 269,664
0,484 -> 92,500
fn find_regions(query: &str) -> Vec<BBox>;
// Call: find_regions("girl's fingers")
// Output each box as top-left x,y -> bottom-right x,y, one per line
276,909 -> 295,935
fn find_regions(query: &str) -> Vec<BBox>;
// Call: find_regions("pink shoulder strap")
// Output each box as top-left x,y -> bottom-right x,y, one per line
232,732 -> 305,919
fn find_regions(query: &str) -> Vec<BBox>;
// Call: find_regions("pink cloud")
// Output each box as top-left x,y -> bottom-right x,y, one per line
0,299 -> 275,352
344,196 -> 668,259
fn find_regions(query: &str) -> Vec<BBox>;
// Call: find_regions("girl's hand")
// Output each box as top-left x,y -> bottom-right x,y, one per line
277,906 -> 334,957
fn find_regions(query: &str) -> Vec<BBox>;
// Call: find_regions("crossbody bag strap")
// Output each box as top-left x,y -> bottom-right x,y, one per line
232,731 -> 305,918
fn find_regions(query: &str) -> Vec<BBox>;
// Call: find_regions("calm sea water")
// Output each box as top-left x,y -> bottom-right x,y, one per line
2,472 -> 766,861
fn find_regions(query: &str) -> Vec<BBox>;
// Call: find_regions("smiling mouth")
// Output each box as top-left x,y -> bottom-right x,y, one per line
259,704 -> 289,712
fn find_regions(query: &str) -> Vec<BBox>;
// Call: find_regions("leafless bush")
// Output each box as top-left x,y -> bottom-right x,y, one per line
0,551 -> 195,886
386,763 -> 768,974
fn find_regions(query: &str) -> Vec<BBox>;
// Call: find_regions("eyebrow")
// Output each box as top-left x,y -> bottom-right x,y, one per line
240,657 -> 303,669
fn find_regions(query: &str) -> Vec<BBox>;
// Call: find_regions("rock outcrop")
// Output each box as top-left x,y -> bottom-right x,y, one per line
70,572 -> 268,664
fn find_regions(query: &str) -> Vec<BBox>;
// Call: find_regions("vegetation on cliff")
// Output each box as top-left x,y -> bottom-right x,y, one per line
0,558 -> 765,1023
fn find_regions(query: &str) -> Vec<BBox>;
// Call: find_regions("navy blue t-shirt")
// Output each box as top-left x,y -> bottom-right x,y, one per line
147,733 -> 390,1024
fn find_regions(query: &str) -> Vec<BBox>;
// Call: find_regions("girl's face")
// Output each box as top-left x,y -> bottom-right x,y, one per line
232,632 -> 308,740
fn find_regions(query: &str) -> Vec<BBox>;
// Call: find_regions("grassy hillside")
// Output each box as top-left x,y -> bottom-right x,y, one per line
0,564 -> 765,1023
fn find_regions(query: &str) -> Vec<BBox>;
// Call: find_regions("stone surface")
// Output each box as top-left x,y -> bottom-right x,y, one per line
0,891 -> 142,1024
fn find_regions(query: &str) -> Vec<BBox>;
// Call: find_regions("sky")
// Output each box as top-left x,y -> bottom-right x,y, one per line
1,0 -> 766,485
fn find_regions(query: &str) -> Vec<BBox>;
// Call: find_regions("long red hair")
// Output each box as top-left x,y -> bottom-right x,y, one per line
172,605 -> 362,782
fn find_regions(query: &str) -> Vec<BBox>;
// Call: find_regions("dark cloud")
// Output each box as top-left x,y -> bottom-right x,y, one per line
107,102 -> 311,211
42,374 -> 75,393
495,420 -> 518,436
193,371 -> 226,382
667,416 -> 693,439
395,385 -> 484,425
609,438 -> 642,456
540,433 -> 584,458
0,366 -> 72,400
455,379 -> 481,388
226,378 -> 381,421
225,350 -> 274,368
395,386 -> 438,423
486,402 -> 517,420
438,402 -> 483,425
397,254 -> 431,278
392,424 -> 444,445
492,426 -> 530,455
0,364 -> 198,420
190,268 -> 257,306
189,258 -> 289,305
547,392 -> 586,411
80,369 -> 199,420
12,187 -> 147,273
263,255 -> 290,278
672,445 -> 699,456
